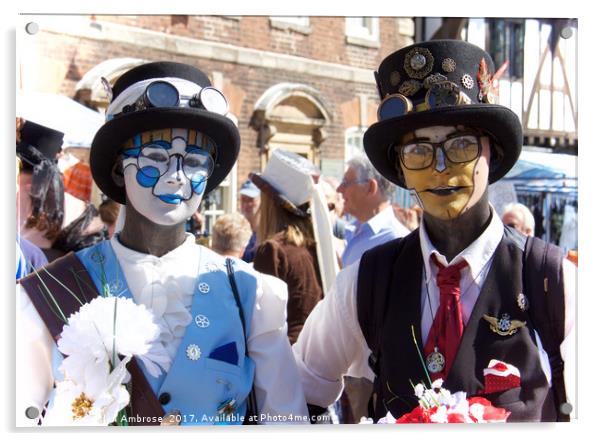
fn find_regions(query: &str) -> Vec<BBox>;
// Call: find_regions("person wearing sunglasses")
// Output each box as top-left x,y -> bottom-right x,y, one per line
293,40 -> 575,423
17,62 -> 308,426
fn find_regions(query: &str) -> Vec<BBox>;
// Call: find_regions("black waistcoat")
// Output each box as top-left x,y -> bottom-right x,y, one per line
368,229 -> 557,422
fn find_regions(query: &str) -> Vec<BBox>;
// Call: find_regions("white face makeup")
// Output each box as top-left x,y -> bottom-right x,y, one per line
121,128 -> 215,226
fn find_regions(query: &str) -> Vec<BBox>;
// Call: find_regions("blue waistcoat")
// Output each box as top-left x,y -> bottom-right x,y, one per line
56,240 -> 257,425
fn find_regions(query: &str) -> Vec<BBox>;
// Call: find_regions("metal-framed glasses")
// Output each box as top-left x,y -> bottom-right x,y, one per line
339,178 -> 369,189
137,145 -> 215,181
395,134 -> 482,170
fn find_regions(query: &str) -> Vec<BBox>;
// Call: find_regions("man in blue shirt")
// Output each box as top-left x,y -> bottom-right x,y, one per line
338,155 -> 409,268
335,155 -> 409,423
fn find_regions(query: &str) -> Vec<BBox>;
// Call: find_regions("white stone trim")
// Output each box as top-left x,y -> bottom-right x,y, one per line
33,15 -> 375,84
269,17 -> 312,35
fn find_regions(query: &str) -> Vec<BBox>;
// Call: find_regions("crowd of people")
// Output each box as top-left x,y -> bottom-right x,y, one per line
16,39 -> 576,427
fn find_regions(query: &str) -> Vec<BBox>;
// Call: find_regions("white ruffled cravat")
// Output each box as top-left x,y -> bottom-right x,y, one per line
110,234 -> 200,372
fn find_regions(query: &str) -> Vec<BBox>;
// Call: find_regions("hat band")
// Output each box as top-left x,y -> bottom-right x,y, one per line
106,77 -> 229,120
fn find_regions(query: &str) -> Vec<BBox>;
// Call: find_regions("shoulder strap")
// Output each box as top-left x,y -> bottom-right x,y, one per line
226,258 -> 258,425
357,231 -> 419,420
20,252 -> 97,340
19,252 -> 164,425
357,231 -> 419,374
523,236 -> 570,421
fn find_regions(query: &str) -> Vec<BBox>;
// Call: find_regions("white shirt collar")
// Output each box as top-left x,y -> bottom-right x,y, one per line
419,205 -> 504,283
364,204 -> 396,234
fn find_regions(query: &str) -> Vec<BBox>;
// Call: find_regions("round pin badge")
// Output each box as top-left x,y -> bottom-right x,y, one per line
186,344 -> 202,361
461,74 -> 475,90
195,314 -> 210,328
517,293 -> 529,311
403,47 -> 434,79
442,58 -> 456,73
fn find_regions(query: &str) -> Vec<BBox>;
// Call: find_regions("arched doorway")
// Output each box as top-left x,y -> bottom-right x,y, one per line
74,58 -> 145,110
250,83 -> 330,170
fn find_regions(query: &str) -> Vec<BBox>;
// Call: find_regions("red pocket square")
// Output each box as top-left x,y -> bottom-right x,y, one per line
482,359 -> 521,394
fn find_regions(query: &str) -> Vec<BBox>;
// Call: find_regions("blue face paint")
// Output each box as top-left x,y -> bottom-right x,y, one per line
191,178 -> 207,195
136,166 -> 161,188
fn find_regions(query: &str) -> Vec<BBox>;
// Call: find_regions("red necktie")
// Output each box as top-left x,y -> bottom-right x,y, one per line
424,255 -> 468,381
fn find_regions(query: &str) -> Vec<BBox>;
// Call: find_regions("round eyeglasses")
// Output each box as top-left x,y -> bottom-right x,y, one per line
395,134 -> 481,170
137,145 -> 215,181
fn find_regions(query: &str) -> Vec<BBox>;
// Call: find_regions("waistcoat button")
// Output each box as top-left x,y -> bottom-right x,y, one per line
159,392 -> 171,405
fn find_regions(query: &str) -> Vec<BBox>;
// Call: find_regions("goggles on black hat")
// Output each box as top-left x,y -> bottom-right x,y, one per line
115,80 -> 229,118
376,81 -> 473,122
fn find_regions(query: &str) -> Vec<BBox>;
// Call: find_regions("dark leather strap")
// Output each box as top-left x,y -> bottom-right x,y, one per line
19,252 -> 164,425
356,230 -> 419,419
226,258 -> 258,425
524,236 -> 570,422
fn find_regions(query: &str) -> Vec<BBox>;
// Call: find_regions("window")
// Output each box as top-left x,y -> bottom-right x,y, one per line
345,17 -> 380,46
199,163 -> 237,237
488,19 -> 525,79
344,127 -> 366,162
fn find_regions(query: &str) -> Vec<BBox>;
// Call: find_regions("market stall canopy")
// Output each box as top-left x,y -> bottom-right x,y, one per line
502,150 -> 577,196
17,90 -> 104,149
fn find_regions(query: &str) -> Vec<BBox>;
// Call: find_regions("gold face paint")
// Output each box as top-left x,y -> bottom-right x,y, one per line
400,126 -> 490,220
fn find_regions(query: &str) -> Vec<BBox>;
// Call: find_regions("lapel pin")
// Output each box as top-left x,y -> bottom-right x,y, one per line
483,313 -> 526,336
517,293 -> 529,311
186,344 -> 202,361
195,314 -> 210,328
442,58 -> 456,73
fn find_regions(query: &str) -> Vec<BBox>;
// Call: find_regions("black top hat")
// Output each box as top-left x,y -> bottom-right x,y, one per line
16,120 -> 64,170
90,61 -> 240,204
364,39 -> 522,188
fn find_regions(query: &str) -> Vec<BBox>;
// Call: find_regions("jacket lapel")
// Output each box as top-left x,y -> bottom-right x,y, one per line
381,232 -> 427,399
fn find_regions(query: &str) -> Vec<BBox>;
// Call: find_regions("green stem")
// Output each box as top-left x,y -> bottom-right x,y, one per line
36,264 -> 85,307
112,297 -> 118,368
411,325 -> 432,388
28,263 -> 68,323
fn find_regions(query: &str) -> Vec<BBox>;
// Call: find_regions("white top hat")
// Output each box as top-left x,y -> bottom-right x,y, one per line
250,149 -> 339,294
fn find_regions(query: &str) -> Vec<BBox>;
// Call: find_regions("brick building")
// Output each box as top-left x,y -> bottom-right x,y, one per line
18,15 -> 416,228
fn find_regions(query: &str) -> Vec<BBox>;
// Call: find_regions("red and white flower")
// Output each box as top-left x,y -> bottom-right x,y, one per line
378,375 -> 511,424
